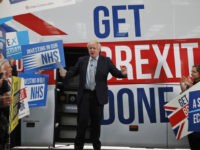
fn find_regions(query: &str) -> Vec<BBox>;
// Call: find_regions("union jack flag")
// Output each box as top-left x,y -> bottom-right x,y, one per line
164,93 -> 192,140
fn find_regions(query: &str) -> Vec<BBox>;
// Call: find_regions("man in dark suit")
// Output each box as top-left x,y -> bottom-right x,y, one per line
59,40 -> 127,150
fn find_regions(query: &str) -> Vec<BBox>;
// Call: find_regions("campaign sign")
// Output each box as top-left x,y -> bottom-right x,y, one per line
9,76 -> 21,134
6,31 -> 29,59
188,90 -> 200,131
0,27 -> 6,58
22,40 -> 66,73
164,82 -> 200,139
18,78 -> 30,119
164,92 -> 191,140
18,73 -> 49,108
7,77 -> 30,119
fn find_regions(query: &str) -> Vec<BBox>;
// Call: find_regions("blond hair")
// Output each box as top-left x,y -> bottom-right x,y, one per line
87,40 -> 101,50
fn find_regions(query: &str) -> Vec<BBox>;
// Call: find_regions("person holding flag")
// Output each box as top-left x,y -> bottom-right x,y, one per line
180,64 -> 200,150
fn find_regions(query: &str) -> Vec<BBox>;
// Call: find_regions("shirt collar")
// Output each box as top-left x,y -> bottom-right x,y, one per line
89,55 -> 99,61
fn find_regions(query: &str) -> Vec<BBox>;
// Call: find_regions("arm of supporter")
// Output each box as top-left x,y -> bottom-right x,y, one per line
0,92 -> 12,108
180,76 -> 193,92
185,76 -> 193,87
0,52 -> 4,60
35,69 -> 44,74
180,76 -> 187,92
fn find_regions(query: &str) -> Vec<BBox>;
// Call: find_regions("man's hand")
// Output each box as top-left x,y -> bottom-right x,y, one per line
0,93 -> 12,108
120,66 -> 127,76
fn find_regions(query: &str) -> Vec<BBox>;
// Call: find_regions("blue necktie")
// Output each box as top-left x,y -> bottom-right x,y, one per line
89,59 -> 96,90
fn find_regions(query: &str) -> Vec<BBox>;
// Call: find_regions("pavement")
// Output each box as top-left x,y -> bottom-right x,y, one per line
13,143 -> 190,150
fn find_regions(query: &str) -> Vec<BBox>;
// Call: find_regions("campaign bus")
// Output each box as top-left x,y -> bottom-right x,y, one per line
1,0 -> 200,148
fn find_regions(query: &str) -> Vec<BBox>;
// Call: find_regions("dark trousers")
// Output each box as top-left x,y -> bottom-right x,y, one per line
10,123 -> 21,148
0,133 -> 7,150
0,111 -> 8,150
188,132 -> 200,150
0,120 -> 21,149
75,90 -> 103,150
